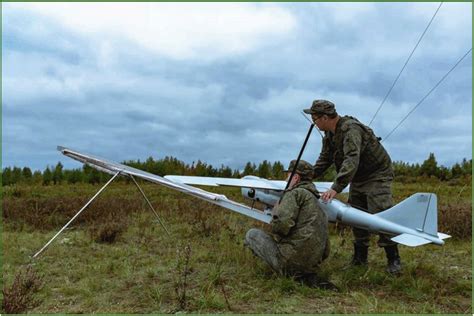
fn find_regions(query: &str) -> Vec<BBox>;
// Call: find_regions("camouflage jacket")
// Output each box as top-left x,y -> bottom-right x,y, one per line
314,116 -> 394,193
271,181 -> 328,273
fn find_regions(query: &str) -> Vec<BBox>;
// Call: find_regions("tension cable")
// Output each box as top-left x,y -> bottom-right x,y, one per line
369,2 -> 443,126
382,47 -> 472,142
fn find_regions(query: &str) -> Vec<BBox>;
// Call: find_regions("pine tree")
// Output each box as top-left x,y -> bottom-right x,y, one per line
194,160 -> 207,176
32,170 -> 43,184
2,167 -> 12,186
52,162 -> 64,184
43,167 -> 53,185
144,156 -> 155,173
243,162 -> 256,176
206,164 -> 217,177
271,161 -> 285,180
11,167 -> 22,184
232,169 -> 241,178
22,167 -> 33,182
420,153 -> 438,177
451,163 -> 463,178
67,169 -> 83,184
461,158 -> 472,176
218,165 -> 233,177
257,160 -> 271,178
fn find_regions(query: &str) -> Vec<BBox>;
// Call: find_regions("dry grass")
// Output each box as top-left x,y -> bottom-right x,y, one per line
3,194 -> 141,232
438,202 -> 472,239
2,266 -> 43,314
88,213 -> 129,243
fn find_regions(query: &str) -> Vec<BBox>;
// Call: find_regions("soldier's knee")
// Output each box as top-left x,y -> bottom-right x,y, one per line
245,228 -> 264,246
245,228 -> 260,240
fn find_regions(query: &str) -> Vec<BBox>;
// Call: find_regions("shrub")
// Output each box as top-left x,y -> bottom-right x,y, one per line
89,214 -> 129,243
2,266 -> 43,313
438,202 -> 472,239
174,244 -> 192,311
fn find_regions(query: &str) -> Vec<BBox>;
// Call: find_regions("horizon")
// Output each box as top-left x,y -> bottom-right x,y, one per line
2,151 -> 470,173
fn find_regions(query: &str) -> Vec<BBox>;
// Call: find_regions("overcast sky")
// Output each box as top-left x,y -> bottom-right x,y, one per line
3,2 -> 472,171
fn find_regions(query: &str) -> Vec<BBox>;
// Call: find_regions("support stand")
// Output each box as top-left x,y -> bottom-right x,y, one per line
32,170 -> 171,259
130,175 -> 171,237
32,171 -> 121,258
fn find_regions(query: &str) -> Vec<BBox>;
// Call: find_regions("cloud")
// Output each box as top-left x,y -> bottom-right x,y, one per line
319,2 -> 376,24
7,3 -> 296,60
2,2 -> 472,171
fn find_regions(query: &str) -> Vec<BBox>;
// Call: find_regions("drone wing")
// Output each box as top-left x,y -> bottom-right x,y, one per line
58,146 -> 271,223
164,175 -> 348,193
164,175 -> 285,190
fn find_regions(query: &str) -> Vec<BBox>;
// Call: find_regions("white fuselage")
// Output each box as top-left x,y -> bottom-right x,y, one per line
317,199 -> 444,245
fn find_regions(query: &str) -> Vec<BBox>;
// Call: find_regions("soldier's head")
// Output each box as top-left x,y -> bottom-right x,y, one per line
284,159 -> 314,186
303,99 -> 339,131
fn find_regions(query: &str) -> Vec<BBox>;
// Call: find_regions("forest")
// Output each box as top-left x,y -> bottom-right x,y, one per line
2,152 -> 472,186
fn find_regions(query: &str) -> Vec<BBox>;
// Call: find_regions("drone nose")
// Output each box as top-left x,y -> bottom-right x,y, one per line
247,188 -> 255,198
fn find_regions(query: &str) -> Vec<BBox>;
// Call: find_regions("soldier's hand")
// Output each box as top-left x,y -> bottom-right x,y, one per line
321,189 -> 337,202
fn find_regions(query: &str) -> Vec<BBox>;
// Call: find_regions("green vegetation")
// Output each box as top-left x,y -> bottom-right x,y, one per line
2,179 -> 471,313
1,158 -> 287,186
2,152 -> 472,186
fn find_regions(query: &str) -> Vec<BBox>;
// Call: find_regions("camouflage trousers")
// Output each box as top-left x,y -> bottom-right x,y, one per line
348,180 -> 396,248
244,228 -> 324,276
244,228 -> 320,278
244,228 -> 285,274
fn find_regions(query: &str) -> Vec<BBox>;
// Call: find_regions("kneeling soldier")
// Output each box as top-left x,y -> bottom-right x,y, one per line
244,160 -> 335,290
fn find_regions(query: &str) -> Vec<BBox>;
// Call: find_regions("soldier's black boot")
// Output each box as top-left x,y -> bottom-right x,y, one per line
343,243 -> 368,270
351,243 -> 368,266
384,245 -> 402,275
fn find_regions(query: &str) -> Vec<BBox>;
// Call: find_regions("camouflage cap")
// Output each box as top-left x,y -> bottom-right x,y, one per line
284,159 -> 314,180
303,99 -> 336,116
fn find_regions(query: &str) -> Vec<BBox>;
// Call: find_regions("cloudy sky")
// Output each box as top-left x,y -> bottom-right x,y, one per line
3,2 -> 472,171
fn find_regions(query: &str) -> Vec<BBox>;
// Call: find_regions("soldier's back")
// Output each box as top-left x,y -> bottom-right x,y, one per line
337,116 -> 394,183
277,182 -> 328,274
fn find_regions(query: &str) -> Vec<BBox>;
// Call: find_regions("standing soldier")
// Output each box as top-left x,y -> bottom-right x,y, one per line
244,160 -> 336,289
303,99 -> 401,274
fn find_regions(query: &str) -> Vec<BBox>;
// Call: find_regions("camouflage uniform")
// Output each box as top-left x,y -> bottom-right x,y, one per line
245,160 -> 329,276
305,100 -> 395,248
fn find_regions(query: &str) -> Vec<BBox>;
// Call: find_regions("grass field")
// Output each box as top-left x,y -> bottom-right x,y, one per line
2,180 -> 472,313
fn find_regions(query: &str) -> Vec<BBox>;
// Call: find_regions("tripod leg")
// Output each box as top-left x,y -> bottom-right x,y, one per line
130,175 -> 171,237
32,171 -> 121,258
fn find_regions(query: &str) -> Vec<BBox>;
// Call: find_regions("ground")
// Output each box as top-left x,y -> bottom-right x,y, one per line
2,180 -> 472,313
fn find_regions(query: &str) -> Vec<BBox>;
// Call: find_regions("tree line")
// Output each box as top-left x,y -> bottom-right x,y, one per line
393,153 -> 471,181
1,153 -> 471,186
